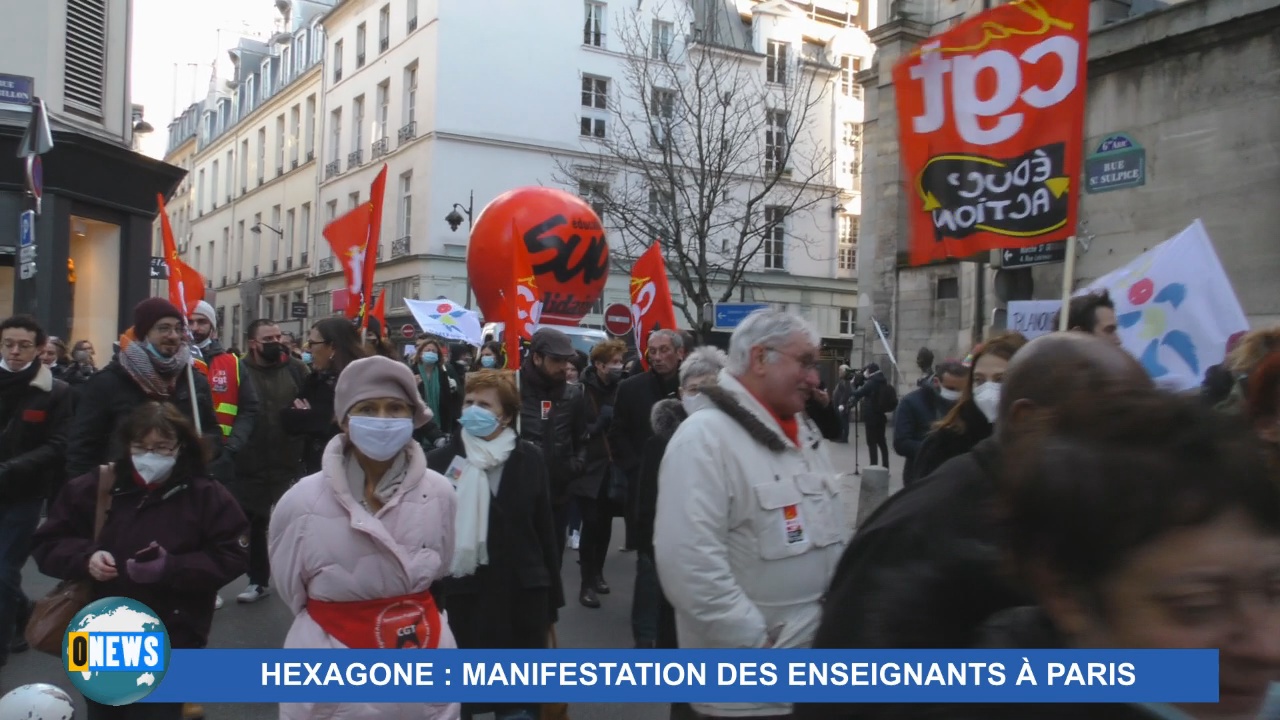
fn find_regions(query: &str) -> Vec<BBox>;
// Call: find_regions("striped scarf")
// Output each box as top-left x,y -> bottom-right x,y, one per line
118,341 -> 192,400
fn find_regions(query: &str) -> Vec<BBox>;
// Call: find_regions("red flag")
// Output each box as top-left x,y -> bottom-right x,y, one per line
321,165 -> 388,323
361,166 -> 388,331
371,290 -> 387,336
630,242 -> 678,370
156,194 -> 206,314
506,229 -> 542,364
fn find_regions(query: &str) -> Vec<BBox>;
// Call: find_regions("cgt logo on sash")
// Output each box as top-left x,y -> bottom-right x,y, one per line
374,600 -> 441,649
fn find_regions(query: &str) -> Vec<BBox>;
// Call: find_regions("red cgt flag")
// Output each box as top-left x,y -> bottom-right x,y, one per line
893,0 -> 1089,266
155,194 -> 205,314
629,242 -> 678,369
506,223 -> 543,364
322,165 -> 388,325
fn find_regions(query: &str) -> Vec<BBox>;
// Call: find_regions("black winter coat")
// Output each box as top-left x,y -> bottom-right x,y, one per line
797,438 -> 1032,720
893,387 -> 954,484
65,360 -> 220,479
236,355 -> 309,515
851,371 -> 890,420
573,366 -> 619,500
634,398 -> 685,556
0,365 -> 73,504
518,361 -> 587,503
910,401 -> 992,484
607,369 -> 679,483
806,381 -> 842,441
32,465 -> 249,649
280,369 -> 339,475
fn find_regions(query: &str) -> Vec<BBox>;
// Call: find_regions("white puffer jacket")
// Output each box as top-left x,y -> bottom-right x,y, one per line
269,435 -> 460,720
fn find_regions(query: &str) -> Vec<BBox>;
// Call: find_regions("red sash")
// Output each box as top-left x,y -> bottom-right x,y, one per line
306,590 -> 442,649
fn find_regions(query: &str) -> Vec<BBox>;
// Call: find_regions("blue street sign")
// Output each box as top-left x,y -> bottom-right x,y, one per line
19,210 -> 34,247
0,75 -> 34,106
714,303 -> 769,329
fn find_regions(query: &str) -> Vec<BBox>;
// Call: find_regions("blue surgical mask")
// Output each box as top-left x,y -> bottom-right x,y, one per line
301,351 -> 313,365
459,405 -> 501,438
480,356 -> 497,368
420,352 -> 439,366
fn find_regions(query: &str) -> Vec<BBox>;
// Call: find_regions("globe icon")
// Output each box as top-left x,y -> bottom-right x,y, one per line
63,597 -> 171,706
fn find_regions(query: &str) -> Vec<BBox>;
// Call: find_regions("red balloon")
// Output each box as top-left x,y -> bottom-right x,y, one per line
467,187 -> 610,326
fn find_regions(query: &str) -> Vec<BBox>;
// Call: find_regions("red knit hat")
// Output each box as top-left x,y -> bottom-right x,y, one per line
133,297 -> 185,338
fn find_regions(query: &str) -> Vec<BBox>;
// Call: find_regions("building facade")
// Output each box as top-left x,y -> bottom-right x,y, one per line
856,0 -> 1280,381
0,0 -> 182,353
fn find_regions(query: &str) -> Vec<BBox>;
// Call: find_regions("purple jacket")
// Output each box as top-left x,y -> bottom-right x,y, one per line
31,466 -> 249,649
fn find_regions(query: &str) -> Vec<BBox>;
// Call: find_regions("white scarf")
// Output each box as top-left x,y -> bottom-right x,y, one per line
451,428 -> 517,577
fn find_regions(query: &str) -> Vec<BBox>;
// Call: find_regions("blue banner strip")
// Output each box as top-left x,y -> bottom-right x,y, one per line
142,650 -> 1219,704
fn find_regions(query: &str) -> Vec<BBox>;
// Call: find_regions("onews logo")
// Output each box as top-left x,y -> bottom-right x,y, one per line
63,597 -> 172,706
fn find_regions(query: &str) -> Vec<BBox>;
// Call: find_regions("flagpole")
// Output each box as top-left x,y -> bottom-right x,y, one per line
1058,236 -> 1078,332
185,363 -> 203,436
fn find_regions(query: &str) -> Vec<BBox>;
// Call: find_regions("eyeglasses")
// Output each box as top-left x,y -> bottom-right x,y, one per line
766,346 -> 820,371
1,341 -> 36,352
130,443 -> 179,457
151,323 -> 185,337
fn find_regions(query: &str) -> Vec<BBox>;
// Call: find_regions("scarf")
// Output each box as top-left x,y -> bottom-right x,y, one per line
451,428 -> 517,577
417,364 -> 442,422
344,447 -> 410,512
0,359 -> 38,395
118,341 -> 192,400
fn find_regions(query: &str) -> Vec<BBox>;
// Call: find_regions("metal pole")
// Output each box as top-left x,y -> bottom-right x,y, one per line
463,189 -> 474,310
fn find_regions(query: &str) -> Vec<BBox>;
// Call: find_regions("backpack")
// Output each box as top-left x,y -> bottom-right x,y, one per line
877,382 -> 899,414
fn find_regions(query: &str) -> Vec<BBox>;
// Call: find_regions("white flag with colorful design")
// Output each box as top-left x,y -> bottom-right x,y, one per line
1081,220 -> 1249,392
405,298 -> 484,347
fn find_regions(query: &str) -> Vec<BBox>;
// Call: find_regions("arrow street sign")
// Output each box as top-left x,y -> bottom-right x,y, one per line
1002,242 -> 1066,269
713,303 -> 769,329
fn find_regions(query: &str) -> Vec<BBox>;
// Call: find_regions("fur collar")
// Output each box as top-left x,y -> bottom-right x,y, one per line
649,398 -> 687,440
699,382 -> 795,453
32,364 -> 53,392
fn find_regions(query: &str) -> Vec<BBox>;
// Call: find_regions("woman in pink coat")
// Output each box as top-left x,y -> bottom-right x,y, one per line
269,355 -> 460,720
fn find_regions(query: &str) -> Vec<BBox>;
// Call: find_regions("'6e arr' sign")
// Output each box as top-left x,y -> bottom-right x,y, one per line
893,0 -> 1090,267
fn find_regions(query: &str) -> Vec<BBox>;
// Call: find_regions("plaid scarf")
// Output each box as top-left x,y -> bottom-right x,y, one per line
118,341 -> 192,400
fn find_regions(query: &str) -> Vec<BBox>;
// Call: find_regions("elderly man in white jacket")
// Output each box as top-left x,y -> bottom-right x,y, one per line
654,309 -> 849,719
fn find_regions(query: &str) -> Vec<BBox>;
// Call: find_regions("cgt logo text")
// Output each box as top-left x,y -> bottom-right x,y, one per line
66,631 -> 166,673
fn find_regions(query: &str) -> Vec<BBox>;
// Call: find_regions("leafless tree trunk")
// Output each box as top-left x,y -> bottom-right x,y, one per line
553,1 -> 840,329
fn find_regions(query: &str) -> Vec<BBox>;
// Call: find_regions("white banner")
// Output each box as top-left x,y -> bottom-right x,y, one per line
1080,220 -> 1248,391
1007,300 -> 1063,340
405,298 -> 484,347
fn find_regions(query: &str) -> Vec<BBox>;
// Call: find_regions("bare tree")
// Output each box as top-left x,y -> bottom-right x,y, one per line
553,1 -> 840,329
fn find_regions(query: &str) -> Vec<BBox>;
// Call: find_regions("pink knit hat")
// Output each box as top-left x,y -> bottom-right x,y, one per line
334,355 -> 433,428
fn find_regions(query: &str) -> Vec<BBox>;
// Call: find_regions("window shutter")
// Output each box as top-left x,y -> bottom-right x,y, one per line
64,0 -> 108,118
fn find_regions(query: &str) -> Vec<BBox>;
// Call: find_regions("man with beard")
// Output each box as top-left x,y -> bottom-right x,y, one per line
894,360 -> 965,483
0,315 -> 72,667
233,319 -> 308,604
519,328 -> 588,560
66,298 -> 219,480
188,301 -> 259,489
609,329 -> 685,551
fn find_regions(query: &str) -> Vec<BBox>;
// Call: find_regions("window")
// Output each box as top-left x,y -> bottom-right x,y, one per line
236,221 -> 245,278
252,213 -> 263,274
583,1 -> 605,47
650,88 -> 674,147
194,246 -> 202,277
329,108 -> 342,162
295,33 -> 307,74
222,233 -> 230,283
209,162 -> 219,206
379,5 -> 390,51
301,203 -> 312,262
261,59 -> 273,98
352,96 -> 365,156
356,23 -> 366,66
265,297 -> 275,321
578,180 -> 608,220
64,0 -> 107,118
839,308 -> 856,335
840,55 -> 862,97
275,114 -> 286,172
765,110 -> 788,174
257,127 -> 267,183
239,139 -> 249,189
326,200 -> 338,223
349,192 -> 361,210
197,169 -> 205,213
407,0 -> 418,31
244,75 -> 256,114
937,277 -> 960,300
397,171 -> 413,239
842,122 -> 861,149
224,150 -> 233,197
647,187 -> 673,216
580,76 -> 608,138
767,41 -> 788,85
305,95 -> 317,158
271,206 -> 282,265
383,276 -> 420,309
333,39 -> 343,82
232,305 -> 241,343
376,81 -> 390,140
403,64 -> 418,125
290,106 -> 301,164
838,215 -> 857,271
286,208 -> 296,263
651,20 -> 673,59
763,206 -> 786,270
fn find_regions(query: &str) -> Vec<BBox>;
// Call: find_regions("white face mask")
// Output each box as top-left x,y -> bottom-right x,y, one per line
132,453 -> 177,485
347,416 -> 415,461
972,382 -> 1002,423
682,394 -> 701,414
938,387 -> 961,402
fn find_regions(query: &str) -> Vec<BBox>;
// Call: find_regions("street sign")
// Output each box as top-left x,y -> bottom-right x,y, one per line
1001,242 -> 1066,269
19,261 -> 35,280
290,302 -> 308,319
1085,133 -> 1146,194
18,246 -> 35,264
603,303 -> 633,336
18,210 -> 33,247
401,324 -> 416,339
0,75 -> 34,107
713,303 -> 769,329
149,257 -> 169,279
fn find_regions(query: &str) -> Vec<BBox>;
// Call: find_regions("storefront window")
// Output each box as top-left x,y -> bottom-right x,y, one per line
69,217 -> 121,361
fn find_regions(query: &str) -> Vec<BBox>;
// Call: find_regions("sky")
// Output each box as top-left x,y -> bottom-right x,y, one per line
131,0 -> 280,159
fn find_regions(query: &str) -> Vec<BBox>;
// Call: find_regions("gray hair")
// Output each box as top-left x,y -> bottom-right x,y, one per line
649,328 -> 684,351
679,346 -> 727,387
726,309 -> 820,376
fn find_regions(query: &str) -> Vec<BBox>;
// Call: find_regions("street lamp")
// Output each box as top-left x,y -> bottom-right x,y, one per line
444,190 -> 474,308
250,223 -> 284,236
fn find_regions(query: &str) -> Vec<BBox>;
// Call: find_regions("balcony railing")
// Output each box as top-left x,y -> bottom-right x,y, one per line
371,137 -> 389,159
325,160 -> 340,179
391,236 -> 410,258
318,256 -> 335,273
397,121 -> 417,146
348,149 -> 363,169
